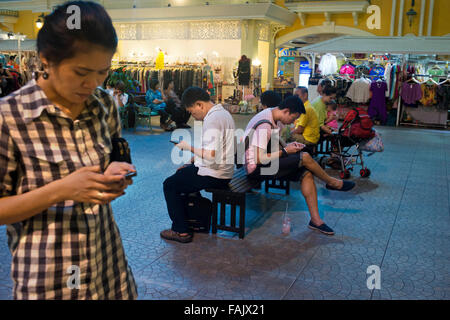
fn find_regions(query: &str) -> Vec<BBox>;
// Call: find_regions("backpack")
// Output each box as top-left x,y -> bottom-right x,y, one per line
235,119 -> 287,168
182,192 -> 213,233
341,107 -> 375,140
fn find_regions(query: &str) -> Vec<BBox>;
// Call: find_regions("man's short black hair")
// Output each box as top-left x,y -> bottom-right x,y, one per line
181,87 -> 211,108
296,86 -> 308,95
322,85 -> 337,96
260,90 -> 281,108
279,96 -> 305,115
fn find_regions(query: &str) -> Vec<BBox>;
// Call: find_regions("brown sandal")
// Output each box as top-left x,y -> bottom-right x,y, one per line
160,229 -> 193,243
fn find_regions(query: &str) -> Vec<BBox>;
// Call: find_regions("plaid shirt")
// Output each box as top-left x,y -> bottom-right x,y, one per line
0,80 -> 137,299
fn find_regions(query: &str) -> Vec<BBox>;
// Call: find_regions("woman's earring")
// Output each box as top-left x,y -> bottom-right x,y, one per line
42,71 -> 49,80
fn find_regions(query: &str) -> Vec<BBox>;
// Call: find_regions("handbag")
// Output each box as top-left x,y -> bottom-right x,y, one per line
110,137 -> 132,163
360,130 -> 384,153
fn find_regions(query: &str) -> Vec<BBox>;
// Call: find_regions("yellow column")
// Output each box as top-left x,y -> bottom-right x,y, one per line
240,20 -> 258,61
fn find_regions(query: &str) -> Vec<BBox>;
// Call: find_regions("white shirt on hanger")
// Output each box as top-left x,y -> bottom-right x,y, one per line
346,78 -> 371,103
384,63 -> 392,98
319,53 -> 338,76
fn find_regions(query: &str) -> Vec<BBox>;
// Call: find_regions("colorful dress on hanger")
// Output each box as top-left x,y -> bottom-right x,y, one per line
428,68 -> 445,82
369,65 -> 385,80
419,84 -> 437,107
339,64 -> 356,79
401,82 -> 423,107
155,51 -> 165,70
368,81 -> 388,123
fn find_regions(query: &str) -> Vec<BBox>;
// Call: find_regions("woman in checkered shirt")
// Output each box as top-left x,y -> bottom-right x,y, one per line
0,1 -> 137,299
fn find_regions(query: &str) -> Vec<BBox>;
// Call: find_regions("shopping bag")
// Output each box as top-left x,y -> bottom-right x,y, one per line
360,130 -> 384,153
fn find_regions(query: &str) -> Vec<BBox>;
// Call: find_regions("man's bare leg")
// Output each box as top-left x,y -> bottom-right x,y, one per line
300,172 -> 324,226
301,152 -> 343,189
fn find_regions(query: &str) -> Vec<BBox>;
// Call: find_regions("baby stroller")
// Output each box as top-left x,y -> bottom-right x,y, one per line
316,107 -> 375,179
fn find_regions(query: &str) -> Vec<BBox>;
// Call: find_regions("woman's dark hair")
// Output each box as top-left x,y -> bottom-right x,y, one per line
284,92 -> 293,99
163,79 -> 173,91
322,85 -> 337,97
279,96 -> 305,115
150,79 -> 160,91
115,81 -> 126,93
37,1 -> 117,65
181,87 -> 210,108
319,79 -> 332,88
260,90 -> 281,108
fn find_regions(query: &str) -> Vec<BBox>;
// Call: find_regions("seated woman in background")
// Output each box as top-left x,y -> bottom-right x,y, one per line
145,79 -> 173,131
113,81 -> 129,108
163,80 -> 191,129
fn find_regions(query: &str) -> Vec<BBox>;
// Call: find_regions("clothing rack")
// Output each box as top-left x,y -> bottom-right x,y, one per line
109,64 -> 207,97
411,74 -> 450,86
398,74 -> 449,129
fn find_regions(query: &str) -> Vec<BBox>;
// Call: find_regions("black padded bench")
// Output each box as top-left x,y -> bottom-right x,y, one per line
205,167 -> 290,239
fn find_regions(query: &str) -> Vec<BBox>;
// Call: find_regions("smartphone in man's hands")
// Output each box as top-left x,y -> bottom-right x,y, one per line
124,171 -> 137,178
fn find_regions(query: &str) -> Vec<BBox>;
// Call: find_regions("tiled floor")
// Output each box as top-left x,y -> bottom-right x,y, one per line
0,114 -> 449,300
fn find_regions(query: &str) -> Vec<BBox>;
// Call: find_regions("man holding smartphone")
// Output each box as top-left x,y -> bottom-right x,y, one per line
161,87 -> 235,243
244,95 -> 355,236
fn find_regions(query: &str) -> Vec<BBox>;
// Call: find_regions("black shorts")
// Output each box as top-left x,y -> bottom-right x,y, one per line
248,152 -> 309,182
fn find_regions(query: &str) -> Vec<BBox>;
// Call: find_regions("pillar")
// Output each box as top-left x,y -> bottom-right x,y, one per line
240,20 -> 258,61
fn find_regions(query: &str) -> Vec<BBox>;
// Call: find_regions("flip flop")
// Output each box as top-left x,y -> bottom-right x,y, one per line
326,180 -> 355,192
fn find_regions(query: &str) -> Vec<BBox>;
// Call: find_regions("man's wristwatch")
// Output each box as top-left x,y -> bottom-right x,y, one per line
281,148 -> 288,158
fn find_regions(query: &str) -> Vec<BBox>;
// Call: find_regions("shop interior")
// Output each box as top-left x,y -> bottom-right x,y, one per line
278,36 -> 450,129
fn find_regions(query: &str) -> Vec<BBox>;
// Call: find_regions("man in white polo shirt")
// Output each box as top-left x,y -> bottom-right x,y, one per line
161,87 -> 235,243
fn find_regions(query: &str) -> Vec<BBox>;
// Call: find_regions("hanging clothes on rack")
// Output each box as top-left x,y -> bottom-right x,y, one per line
346,77 -> 371,103
355,64 -> 370,78
401,82 -> 422,107
384,62 -> 393,97
109,64 -> 204,96
419,83 -> 438,107
436,84 -> 450,111
428,65 -> 445,82
318,53 -> 338,76
369,64 -> 385,80
368,80 -> 388,124
339,63 -> 356,79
